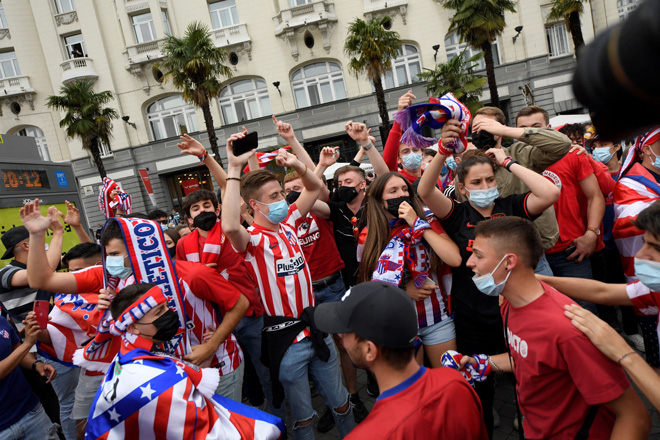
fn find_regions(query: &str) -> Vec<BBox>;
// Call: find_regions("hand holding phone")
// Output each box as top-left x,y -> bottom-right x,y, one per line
33,300 -> 49,329
232,131 -> 258,156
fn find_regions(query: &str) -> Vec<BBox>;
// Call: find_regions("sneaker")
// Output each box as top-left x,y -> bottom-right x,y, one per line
625,334 -> 645,353
492,407 -> 501,428
316,406 -> 335,433
366,371 -> 380,397
351,393 -> 369,424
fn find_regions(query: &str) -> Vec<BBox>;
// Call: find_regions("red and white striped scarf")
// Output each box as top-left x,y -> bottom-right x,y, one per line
182,219 -> 224,265
98,177 -> 132,218
77,218 -> 192,371
243,146 -> 290,173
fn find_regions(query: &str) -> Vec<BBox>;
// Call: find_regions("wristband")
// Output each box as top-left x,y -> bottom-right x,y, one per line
617,351 -> 638,365
198,151 -> 209,164
489,356 -> 502,372
226,177 -> 241,183
32,360 -> 43,371
360,142 -> 373,151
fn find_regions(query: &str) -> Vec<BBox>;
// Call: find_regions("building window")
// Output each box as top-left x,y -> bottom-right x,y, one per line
64,33 -> 86,59
162,10 -> 171,36
618,0 -> 640,20
291,62 -> 347,109
444,31 -> 500,70
219,78 -> 272,124
0,3 -> 8,29
546,22 -> 570,57
98,141 -> 112,158
54,0 -> 75,14
0,51 -> 20,79
132,12 -> 157,43
147,95 -> 199,141
17,127 -> 51,161
289,0 -> 313,6
383,44 -> 421,90
209,0 -> 239,29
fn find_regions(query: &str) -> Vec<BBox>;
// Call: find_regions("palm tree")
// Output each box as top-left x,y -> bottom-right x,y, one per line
344,16 -> 402,128
442,0 -> 516,109
547,0 -> 586,58
46,80 -> 118,179
158,22 -> 232,166
417,50 -> 487,115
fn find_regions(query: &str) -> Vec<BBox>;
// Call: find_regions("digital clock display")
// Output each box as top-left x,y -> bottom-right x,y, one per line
2,169 -> 51,191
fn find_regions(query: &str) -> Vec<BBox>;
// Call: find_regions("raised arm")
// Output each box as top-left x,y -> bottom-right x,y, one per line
276,149 -> 322,218
345,121 -> 388,176
178,133 -> 228,192
399,203 -> 461,267
383,91 -> 416,171
62,200 -> 92,244
46,210 -> 64,271
20,200 -> 78,293
486,148 -> 560,216
221,133 -> 255,253
537,275 -> 632,305
314,146 -> 340,201
273,115 -> 316,171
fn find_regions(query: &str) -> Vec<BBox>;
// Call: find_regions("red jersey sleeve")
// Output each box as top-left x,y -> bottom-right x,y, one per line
589,157 -> 615,196
558,334 -> 629,405
626,281 -> 660,316
574,152 -> 594,182
383,122 -> 402,172
175,237 -> 187,261
72,265 -> 104,294
428,216 -> 446,234
175,260 -> 241,313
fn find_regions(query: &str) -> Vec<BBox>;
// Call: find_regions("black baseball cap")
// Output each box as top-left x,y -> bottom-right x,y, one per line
315,281 -> 418,349
1,226 -> 29,260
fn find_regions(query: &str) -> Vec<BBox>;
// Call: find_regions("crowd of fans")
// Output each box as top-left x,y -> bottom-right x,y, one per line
1,90 -> 659,440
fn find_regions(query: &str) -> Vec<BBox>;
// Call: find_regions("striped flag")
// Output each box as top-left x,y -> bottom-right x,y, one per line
99,177 -> 132,218
243,146 -> 291,173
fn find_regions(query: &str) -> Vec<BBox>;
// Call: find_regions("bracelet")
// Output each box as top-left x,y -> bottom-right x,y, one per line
198,151 -> 209,164
488,356 -> 502,372
617,351 -> 638,365
226,177 -> 241,183
32,360 -> 43,371
299,163 -> 308,177
360,142 -> 373,151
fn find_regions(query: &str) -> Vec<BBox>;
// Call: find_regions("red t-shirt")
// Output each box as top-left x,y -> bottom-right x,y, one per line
502,283 -> 629,439
346,366 -> 487,440
176,227 -> 263,316
544,152 -> 595,253
579,158 -> 613,253
73,265 -> 105,294
286,206 -> 344,281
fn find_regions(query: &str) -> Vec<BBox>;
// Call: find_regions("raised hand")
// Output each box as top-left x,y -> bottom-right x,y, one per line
20,199 -> 55,235
398,201 -> 417,227
62,200 -> 81,226
226,131 -> 256,168
485,148 -> 507,166
318,146 -> 340,168
398,90 -> 416,111
440,119 -> 462,150
273,115 -> 296,143
48,206 -> 64,233
275,148 -> 298,168
345,121 -> 370,146
177,134 -> 207,158
472,117 -> 505,137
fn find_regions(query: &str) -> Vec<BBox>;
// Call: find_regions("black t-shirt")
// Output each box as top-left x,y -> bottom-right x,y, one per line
327,201 -> 363,287
440,193 -> 537,325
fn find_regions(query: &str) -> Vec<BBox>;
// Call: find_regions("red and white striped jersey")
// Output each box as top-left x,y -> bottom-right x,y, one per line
626,280 -> 660,342
241,209 -> 314,342
613,163 -> 660,280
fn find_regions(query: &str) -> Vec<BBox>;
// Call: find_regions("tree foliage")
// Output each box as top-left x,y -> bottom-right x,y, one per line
46,80 -> 118,178
547,0 -> 586,57
417,50 -> 486,115
158,22 -> 232,164
344,16 -> 402,127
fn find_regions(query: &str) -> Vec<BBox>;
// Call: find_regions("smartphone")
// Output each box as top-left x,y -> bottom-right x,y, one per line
33,300 -> 49,329
565,245 -> 577,256
232,131 -> 258,156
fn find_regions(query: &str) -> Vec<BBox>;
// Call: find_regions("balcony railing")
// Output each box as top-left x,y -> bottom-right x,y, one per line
54,11 -> 78,26
60,57 -> 99,84
0,75 -> 34,94
125,38 -> 167,68
273,1 -> 337,59
363,0 -> 408,23
212,23 -> 251,58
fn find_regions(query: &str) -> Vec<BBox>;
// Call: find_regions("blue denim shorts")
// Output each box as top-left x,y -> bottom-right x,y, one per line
417,317 -> 456,346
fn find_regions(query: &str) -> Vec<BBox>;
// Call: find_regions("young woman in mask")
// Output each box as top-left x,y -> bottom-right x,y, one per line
357,172 -> 462,367
163,228 -> 181,259
417,148 -> 559,435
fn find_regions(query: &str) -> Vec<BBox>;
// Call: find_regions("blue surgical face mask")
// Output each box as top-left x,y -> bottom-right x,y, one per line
592,147 -> 614,164
634,258 -> 660,291
649,147 -> 660,171
402,151 -> 423,171
106,255 -> 132,280
256,199 -> 289,224
472,254 -> 511,297
466,186 -> 499,209
446,156 -> 458,171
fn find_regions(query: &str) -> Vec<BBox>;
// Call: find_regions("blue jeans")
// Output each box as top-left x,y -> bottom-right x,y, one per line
234,314 -> 286,421
313,274 -> 346,304
216,359 -> 245,402
545,251 -> 599,314
279,336 -> 355,440
0,403 -> 58,440
37,355 -> 79,440
534,253 -> 554,276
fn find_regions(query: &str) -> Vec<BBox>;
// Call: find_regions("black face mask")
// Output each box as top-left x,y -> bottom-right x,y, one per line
386,196 -> 412,217
192,211 -> 217,231
167,246 -> 176,259
145,309 -> 181,342
472,130 -> 497,150
286,191 -> 301,205
337,185 -> 359,203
